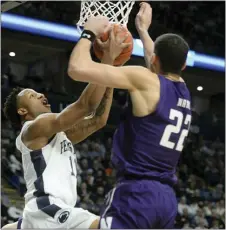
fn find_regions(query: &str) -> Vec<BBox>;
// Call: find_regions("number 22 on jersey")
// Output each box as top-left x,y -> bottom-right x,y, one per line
160,109 -> 191,151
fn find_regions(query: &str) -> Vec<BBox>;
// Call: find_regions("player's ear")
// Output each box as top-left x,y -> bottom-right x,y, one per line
18,108 -> 28,116
151,53 -> 157,64
181,62 -> 186,71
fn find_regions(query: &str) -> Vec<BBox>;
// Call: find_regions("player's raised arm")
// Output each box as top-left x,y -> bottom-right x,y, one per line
65,32 -> 129,144
65,87 -> 113,144
68,16 -> 154,91
135,2 -> 154,69
22,82 -> 107,143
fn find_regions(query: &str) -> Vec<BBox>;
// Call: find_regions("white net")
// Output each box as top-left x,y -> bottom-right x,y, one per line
77,0 -> 135,29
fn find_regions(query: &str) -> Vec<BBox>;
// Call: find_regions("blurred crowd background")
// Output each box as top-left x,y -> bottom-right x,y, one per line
1,1 -> 225,229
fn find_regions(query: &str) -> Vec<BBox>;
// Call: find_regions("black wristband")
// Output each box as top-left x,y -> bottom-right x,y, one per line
80,30 -> 96,42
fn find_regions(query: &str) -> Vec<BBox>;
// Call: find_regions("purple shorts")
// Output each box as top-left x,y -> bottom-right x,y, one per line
99,179 -> 177,229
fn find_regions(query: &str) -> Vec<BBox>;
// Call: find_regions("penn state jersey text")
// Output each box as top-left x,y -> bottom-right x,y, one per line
112,75 -> 192,185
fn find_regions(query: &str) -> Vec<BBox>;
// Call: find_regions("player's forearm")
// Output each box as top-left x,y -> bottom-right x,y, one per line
138,29 -> 154,69
65,88 -> 113,144
95,87 -> 113,118
68,39 -> 111,86
70,39 -> 116,111
68,38 -> 94,81
67,36 -> 133,90
66,44 -> 114,143
78,83 -> 105,112
69,37 -> 116,111
94,54 -> 114,115
83,54 -> 114,112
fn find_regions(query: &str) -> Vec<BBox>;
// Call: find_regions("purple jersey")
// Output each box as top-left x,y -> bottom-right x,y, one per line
100,75 -> 191,229
99,75 -> 191,229
112,75 -> 191,186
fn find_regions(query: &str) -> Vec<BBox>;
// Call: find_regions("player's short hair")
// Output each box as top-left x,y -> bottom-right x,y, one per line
154,33 -> 189,75
4,87 -> 23,128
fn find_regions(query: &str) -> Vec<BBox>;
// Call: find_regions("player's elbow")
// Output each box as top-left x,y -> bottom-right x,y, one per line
98,116 -> 107,129
67,63 -> 79,81
67,63 -> 86,81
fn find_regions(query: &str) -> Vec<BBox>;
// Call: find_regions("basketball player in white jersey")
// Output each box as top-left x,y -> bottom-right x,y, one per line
2,26 -> 130,229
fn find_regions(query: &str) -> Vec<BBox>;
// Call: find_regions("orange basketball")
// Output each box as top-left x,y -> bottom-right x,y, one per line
93,24 -> 133,66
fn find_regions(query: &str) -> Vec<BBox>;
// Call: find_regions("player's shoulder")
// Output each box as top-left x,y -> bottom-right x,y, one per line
22,113 -> 58,142
123,65 -> 159,90
125,65 -> 154,76
27,113 -> 58,128
135,66 -> 159,81
35,112 -> 57,121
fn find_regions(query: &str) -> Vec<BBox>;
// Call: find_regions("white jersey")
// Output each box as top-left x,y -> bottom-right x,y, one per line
15,121 -> 99,229
16,121 -> 78,209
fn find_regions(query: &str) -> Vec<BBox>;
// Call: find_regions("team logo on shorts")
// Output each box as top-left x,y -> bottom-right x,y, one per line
57,211 -> 70,224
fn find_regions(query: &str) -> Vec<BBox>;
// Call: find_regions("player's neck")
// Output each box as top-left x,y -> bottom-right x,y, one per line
165,74 -> 183,82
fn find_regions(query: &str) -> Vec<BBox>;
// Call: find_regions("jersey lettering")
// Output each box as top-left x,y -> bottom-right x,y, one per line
60,140 -> 73,154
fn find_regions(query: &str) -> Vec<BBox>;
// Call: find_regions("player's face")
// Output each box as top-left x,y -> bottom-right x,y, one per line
17,89 -> 51,120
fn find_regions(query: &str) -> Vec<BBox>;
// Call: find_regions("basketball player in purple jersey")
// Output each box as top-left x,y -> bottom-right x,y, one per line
68,3 -> 191,229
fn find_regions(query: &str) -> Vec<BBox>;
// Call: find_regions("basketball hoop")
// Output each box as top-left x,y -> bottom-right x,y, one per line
77,0 -> 135,34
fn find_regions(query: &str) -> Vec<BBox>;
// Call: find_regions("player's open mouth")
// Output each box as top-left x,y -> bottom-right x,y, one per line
42,98 -> 51,107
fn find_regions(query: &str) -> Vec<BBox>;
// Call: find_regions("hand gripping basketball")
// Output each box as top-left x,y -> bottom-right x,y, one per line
93,24 -> 134,66
96,26 -> 131,64
84,16 -> 111,37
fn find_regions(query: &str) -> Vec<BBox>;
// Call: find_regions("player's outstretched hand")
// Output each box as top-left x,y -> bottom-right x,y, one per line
135,2 -> 152,32
97,26 -> 131,65
84,16 -> 111,37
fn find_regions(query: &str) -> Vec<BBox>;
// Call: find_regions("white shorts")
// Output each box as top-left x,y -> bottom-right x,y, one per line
20,198 -> 99,229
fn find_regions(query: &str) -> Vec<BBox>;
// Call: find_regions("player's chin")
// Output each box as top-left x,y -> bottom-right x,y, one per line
47,108 -> 52,113
42,105 -> 51,112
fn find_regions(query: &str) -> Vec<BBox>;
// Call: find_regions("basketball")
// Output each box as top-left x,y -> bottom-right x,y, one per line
93,24 -> 133,66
